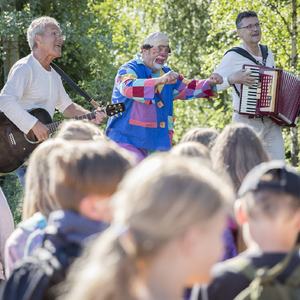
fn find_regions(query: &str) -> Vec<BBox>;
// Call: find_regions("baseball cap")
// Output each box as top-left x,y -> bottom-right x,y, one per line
238,160 -> 300,198
142,32 -> 169,48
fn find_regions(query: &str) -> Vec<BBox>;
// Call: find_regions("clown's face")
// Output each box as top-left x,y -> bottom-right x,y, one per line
142,43 -> 171,71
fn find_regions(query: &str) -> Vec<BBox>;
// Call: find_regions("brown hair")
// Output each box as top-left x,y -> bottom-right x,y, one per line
212,123 -> 269,192
59,154 -> 233,300
242,191 -> 300,219
22,139 -> 64,220
48,141 -> 133,211
236,11 -> 258,28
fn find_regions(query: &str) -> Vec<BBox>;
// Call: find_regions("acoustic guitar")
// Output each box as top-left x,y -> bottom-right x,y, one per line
0,103 -> 124,174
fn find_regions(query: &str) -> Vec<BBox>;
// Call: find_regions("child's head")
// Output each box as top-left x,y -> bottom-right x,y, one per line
180,127 -> 219,149
22,139 -> 65,220
60,154 -> 233,300
171,141 -> 211,162
55,119 -> 104,141
212,123 -> 269,192
48,141 -> 133,219
236,161 -> 300,248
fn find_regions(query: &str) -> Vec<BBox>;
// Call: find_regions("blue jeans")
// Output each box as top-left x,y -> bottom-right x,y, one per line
15,165 -> 27,187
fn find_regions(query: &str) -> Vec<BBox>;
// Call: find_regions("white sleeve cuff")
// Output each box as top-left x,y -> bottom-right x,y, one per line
216,77 -> 231,91
15,114 -> 38,134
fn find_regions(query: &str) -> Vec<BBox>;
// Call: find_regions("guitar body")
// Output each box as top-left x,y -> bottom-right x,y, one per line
0,103 -> 125,174
0,109 -> 52,174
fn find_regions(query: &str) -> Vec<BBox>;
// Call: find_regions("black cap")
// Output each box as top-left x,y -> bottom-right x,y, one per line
238,160 -> 300,198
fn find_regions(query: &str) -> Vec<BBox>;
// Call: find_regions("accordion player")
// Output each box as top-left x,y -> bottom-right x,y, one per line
239,64 -> 300,126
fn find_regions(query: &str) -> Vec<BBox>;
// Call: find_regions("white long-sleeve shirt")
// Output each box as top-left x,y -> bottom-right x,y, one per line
0,54 -> 73,133
214,44 -> 275,111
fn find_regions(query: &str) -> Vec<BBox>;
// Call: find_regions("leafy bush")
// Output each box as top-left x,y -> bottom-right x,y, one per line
0,174 -> 23,224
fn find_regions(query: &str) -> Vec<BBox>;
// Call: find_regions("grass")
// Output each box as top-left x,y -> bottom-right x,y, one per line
0,173 -> 23,225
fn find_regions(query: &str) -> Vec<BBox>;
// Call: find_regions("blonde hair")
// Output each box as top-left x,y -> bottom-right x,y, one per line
22,139 -> 64,220
171,141 -> 211,162
22,119 -> 109,220
55,120 -> 104,141
212,123 -> 269,192
180,127 -> 219,149
48,141 -> 133,211
60,154 -> 233,300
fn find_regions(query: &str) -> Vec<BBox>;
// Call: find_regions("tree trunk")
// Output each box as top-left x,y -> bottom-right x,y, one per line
2,38 -> 19,81
1,0 -> 20,81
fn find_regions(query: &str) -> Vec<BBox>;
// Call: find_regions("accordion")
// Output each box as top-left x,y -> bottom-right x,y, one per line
239,64 -> 300,126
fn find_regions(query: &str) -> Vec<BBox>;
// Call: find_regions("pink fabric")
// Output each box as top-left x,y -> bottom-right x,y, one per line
118,143 -> 148,163
0,188 -> 14,279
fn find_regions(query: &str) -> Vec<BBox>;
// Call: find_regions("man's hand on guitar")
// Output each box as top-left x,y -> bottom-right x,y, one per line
31,121 -> 49,141
92,109 -> 106,125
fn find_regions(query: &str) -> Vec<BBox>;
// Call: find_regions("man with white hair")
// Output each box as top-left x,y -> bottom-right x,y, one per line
0,16 -> 104,143
106,32 -> 223,161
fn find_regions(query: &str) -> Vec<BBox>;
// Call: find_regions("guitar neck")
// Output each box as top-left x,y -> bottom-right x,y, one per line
46,111 -> 97,134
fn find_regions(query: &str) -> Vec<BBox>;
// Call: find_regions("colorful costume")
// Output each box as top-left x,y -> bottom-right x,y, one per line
106,55 -> 216,152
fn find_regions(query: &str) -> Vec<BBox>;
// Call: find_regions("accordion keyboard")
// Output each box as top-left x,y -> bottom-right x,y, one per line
239,64 -> 300,126
240,66 -> 261,115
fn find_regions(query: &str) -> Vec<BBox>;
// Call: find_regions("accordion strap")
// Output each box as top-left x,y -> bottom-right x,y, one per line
224,44 -> 269,98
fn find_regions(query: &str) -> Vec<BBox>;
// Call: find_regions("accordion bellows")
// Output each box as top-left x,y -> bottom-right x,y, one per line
239,65 -> 300,126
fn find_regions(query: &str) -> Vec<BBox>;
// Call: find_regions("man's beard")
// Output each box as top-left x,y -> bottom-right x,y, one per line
152,58 -> 164,70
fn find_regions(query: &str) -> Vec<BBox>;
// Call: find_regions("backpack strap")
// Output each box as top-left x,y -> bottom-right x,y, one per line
285,265 -> 300,286
258,244 -> 300,285
282,244 -> 300,286
217,256 -> 258,281
1,256 -> 52,300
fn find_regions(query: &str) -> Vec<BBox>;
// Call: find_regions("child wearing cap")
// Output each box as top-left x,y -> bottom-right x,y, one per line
195,160 -> 300,300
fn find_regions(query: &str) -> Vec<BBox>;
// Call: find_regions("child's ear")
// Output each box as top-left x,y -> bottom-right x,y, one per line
234,199 -> 248,226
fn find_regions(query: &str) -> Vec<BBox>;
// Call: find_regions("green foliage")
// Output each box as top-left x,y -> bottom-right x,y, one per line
157,0 -> 233,142
208,0 -> 300,71
1,0 -> 299,223
158,0 -> 212,77
0,174 -> 23,224
173,94 -> 232,144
